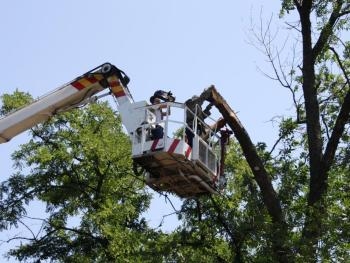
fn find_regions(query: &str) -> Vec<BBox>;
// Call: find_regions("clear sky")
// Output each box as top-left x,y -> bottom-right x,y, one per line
0,1 -> 289,261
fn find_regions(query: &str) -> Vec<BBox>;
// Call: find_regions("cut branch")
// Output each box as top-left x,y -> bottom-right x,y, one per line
202,86 -> 284,223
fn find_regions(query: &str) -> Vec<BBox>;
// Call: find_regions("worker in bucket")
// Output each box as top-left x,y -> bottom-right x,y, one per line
149,95 -> 170,139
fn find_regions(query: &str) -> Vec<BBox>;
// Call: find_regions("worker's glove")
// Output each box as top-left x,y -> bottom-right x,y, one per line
167,91 -> 175,102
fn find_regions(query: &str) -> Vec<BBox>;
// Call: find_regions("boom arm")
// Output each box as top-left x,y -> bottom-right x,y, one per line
0,63 -> 131,143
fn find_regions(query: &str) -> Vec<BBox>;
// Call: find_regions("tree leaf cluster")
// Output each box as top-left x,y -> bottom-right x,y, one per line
0,94 -> 164,262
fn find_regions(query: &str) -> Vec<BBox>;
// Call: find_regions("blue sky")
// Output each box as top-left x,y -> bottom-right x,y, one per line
0,1 -> 290,261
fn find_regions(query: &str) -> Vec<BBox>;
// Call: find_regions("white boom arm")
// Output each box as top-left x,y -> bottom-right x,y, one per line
0,63 -> 145,144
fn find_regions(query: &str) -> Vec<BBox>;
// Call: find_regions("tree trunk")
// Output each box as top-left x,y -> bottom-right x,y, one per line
203,86 -> 291,262
297,2 -> 324,260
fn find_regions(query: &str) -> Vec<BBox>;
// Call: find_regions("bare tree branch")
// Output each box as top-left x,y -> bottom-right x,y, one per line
285,21 -> 301,33
329,47 -> 350,86
312,1 -> 342,59
321,47 -> 350,174
321,114 -> 331,140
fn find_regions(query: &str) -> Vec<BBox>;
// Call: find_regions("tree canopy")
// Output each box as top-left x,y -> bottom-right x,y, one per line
0,98 -> 164,262
1,1 -> 350,262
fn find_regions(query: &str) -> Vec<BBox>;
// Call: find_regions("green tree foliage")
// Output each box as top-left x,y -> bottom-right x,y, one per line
0,89 -> 32,116
165,143 -> 277,262
166,1 -> 350,262
0,93 -> 162,262
2,2 -> 350,262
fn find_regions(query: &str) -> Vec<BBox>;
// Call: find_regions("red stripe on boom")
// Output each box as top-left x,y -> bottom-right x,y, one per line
109,79 -> 120,87
86,76 -> 98,83
71,76 -> 99,91
71,81 -> 85,90
114,90 -> 126,97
